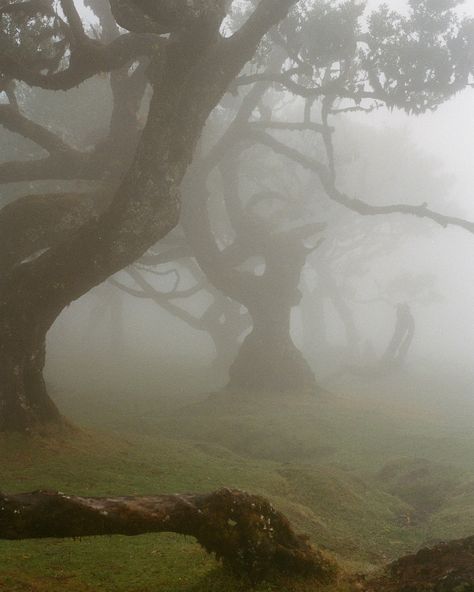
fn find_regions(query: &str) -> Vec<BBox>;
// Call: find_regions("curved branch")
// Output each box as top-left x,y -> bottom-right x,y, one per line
233,71 -> 377,103
112,278 -> 204,331
0,152 -> 103,184
128,265 -> 204,301
250,130 -> 474,236
336,195 -> 474,235
130,264 -> 180,289
249,128 -> 327,174
0,104 -> 74,154
0,33 -> 162,90
247,120 -> 328,134
108,277 -> 149,299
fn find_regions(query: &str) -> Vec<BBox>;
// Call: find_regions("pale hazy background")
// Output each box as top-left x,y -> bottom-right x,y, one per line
46,0 -> 474,402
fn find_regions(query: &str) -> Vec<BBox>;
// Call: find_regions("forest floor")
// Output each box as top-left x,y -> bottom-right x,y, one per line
1,369 -> 474,591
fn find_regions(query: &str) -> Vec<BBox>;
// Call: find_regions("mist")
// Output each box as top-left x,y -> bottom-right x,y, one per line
1,1 -> 474,591
45,79 -> 474,412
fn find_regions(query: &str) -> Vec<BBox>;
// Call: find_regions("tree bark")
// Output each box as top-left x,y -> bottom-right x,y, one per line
0,327 -> 60,431
0,71 -> 184,430
0,488 -> 336,582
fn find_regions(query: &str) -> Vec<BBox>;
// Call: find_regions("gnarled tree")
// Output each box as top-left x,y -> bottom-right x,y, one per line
0,0 -> 300,431
1,0 -> 474,429
109,0 -> 474,394
175,0 -> 474,391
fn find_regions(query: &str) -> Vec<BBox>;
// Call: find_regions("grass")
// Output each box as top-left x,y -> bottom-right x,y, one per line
0,428 -> 349,592
1,378 -> 474,591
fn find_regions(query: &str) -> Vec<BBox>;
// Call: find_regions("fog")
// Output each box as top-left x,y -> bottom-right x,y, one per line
44,82 -> 474,413
2,1 -> 474,588
42,6 -> 470,406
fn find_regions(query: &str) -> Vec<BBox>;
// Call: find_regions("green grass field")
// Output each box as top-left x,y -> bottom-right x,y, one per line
2,379 -> 474,591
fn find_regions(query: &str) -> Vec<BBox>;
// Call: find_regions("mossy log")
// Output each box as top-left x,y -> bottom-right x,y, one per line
0,487 -> 336,581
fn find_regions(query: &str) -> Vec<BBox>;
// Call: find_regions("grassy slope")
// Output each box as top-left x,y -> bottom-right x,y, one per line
0,428 -> 346,592
2,383 -> 474,591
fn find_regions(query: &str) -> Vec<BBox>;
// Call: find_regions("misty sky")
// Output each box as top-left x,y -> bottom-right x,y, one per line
361,0 -> 474,217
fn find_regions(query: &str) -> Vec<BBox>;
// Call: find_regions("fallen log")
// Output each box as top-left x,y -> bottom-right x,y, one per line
0,487 -> 336,581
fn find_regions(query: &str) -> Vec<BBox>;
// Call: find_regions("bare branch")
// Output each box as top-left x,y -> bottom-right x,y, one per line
109,277 -> 148,299
131,264 -> 180,292
233,71 -> 377,103
249,130 -> 474,236
111,275 -> 204,326
0,104 -> 74,154
117,268 -> 206,330
247,120 -> 328,134
332,194 -> 474,235
0,33 -> 161,90
249,128 -> 327,176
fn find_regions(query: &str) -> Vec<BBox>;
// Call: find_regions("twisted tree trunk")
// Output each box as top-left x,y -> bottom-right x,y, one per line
229,289 -> 315,392
0,488 -> 336,581
0,1 -> 299,431
0,322 -> 60,431
182,163 -> 319,394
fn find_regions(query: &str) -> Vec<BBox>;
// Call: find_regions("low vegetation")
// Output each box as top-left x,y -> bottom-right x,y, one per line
2,374 -> 474,591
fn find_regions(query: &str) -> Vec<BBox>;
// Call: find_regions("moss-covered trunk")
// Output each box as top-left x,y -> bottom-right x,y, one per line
0,488 -> 336,581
